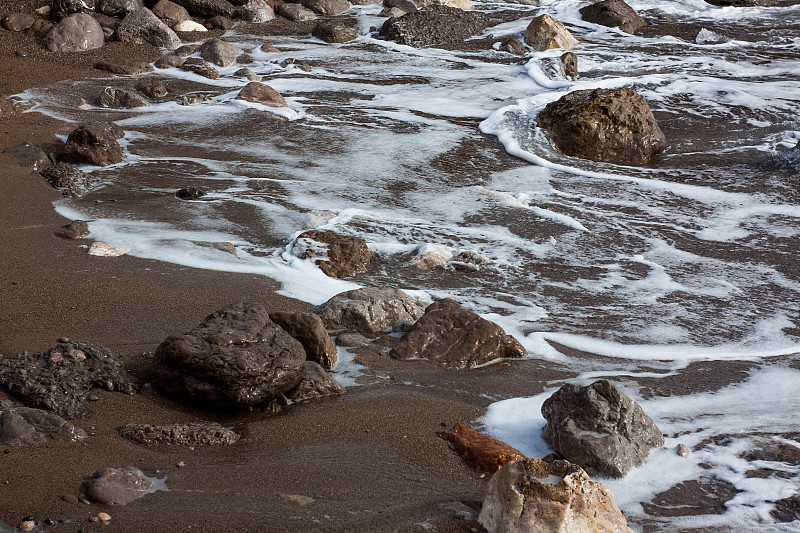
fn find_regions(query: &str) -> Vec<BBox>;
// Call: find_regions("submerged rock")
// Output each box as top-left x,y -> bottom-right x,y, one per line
117,422 -> 240,446
269,311 -> 337,369
98,87 -> 151,109
541,380 -> 664,478
379,5 -> 491,48
0,407 -> 88,446
4,142 -> 51,171
524,14 -> 578,51
40,162 -> 94,196
285,361 -> 345,402
42,13 -> 104,53
293,230 -> 370,278
58,122 -> 124,167
315,287 -> 426,333
181,57 -> 220,79
441,423 -> 526,472
580,0 -> 647,35
55,220 -> 91,240
82,466 -> 155,505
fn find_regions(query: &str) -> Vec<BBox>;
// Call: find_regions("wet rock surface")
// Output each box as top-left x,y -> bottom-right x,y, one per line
98,86 -> 151,108
300,0 -> 350,15
379,5 -> 490,48
293,230 -> 371,278
152,302 -> 307,410
389,298 -> 526,369
181,57 -> 220,79
200,38 -> 244,66
524,14 -> 578,51
172,0 -> 238,17
117,422 -> 240,445
235,81 -> 287,106
82,466 -> 155,505
440,423 -> 525,473
312,20 -> 358,43
116,7 -> 181,49
541,380 -> 664,478
57,122 -> 124,167
276,4 -> 316,21
54,220 -> 91,239
580,0 -> 647,35
4,142 -> 51,171
0,341 -> 137,420
269,311 -> 337,369
152,0 -> 191,23
42,13 -> 104,53
285,361 -> 345,402
53,0 -> 97,19
0,407 -> 88,446
40,162 -> 95,196
315,287 -> 426,333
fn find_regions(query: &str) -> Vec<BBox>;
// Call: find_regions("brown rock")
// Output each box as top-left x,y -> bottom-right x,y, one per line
315,287 -> 426,333
0,407 -> 88,446
389,298 -> 526,369
52,0 -> 97,20
205,14 -> 234,29
42,13 -> 105,53
285,361 -> 345,402
235,81 -> 287,106
2,13 -> 36,32
58,122 -> 124,167
82,466 -> 154,505
3,142 -> 51,171
379,5 -> 490,48
155,54 -> 184,68
152,0 -> 191,23
40,162 -> 94,196
117,421 -> 240,445
260,42 -> 280,52
579,0 -> 647,35
171,0 -> 238,17
234,67 -> 260,81
191,240 -> 237,255
293,230 -> 370,278
98,87 -> 151,108
312,20 -> 357,43
116,7 -> 181,49
94,59 -> 154,74
560,51 -> 578,79
269,311 -> 337,369
276,3 -> 316,20
499,36 -> 526,55
98,0 -> 144,16
236,0 -> 275,21
136,79 -> 169,98
524,14 -> 578,51
441,423 -> 525,472
705,0 -> 776,5
300,0 -> 350,15
200,37 -> 244,66
55,220 -> 91,239
181,57 -> 220,79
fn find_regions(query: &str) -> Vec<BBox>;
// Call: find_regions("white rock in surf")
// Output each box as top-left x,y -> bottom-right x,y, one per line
174,20 -> 207,31
413,243 -> 454,270
87,242 -> 130,257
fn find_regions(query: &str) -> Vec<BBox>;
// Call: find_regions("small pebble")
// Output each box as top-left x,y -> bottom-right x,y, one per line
87,394 -> 99,401
15,50 -> 29,57
176,461 -> 186,468
61,494 -> 79,504
44,518 -> 58,525
80,497 -> 91,505
97,512 -> 111,522
676,443 -> 690,458
20,521 -> 35,531
58,337 -> 70,343
89,516 -> 99,522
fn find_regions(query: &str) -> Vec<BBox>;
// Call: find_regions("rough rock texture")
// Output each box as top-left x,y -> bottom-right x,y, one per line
441,423 -> 525,473
181,57 -> 219,78
704,0 -> 776,5
500,36 -> 526,55
205,14 -> 235,28
560,51 -> 578,79
99,0 -> 144,16
300,0 -> 350,15
315,287 -> 426,333
54,220 -> 91,239
286,361 -> 345,402
175,186 -> 206,199
58,122 -> 124,167
52,0 -> 97,20
98,87 -> 151,108
94,59 -> 154,74
389,298 -> 526,369
174,20 -> 207,31
417,0 -> 474,9
269,311 -> 337,369
4,142 -> 51,171
379,5 -> 490,48
541,380 -> 664,478
117,422 -> 240,445
237,0 -> 275,21
200,37 -> 244,66
40,162 -> 94,196
235,81 -> 287,106
82,466 -> 154,505
155,53 -> 184,68
478,458 -> 634,533
235,67 -> 260,80
0,341 -> 137,420
42,13 -> 105,53
172,0 -> 238,17
276,3 -> 316,20
384,0 -> 416,12
0,407 -> 88,446
537,87 -> 666,166
116,7 -> 181,49
152,0 -> 191,22
524,14 -> 578,51
293,230 -> 370,278
312,20 -> 357,43
152,302 -> 307,410
2,13 -> 36,32
579,0 -> 646,35
136,79 -> 169,99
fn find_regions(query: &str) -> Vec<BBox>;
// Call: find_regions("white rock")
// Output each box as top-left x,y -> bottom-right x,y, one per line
524,14 -> 579,51
412,243 -> 453,270
174,20 -> 207,32
87,242 -> 130,257
417,0 -> 474,9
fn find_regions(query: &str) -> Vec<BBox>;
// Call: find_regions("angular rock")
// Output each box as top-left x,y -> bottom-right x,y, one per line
335,332 -> 370,347
58,122 -> 124,167
40,162 -> 94,196
42,13 -> 104,53
181,57 -> 219,78
524,14 -> 578,51
560,51 -> 577,79
52,0 -> 97,20
82,466 -> 154,505
94,59 -> 154,74
351,0 -> 380,4
4,142 -> 51,171
276,3 -> 316,20
88,241 -> 130,256
136,79 -> 169,98
269,311 -> 337,369
579,0 -> 646,35
171,0 -> 237,17
478,458 -> 634,533
237,0 -> 275,21
380,6 -> 407,17
293,230 -> 370,278
152,0 -> 191,22
152,302 -> 307,410
116,7 -> 181,49
234,67 -> 260,80
500,37 -> 526,55
205,15 -> 234,29
176,186 -> 206,199
155,53 -> 184,68
300,0 -> 350,15
235,81 -> 287,107
117,421 -> 240,445
174,20 -> 207,31
379,5 -> 490,48
384,0 -> 416,12
537,88 -> 666,166
315,287 -> 426,333
541,380 -> 664,478
417,0 -> 474,9
312,21 -> 357,43
98,87 -> 151,108
200,38 -> 244,66
441,423 -> 525,472
390,298 -> 526,369
55,220 -> 91,239
2,14 -> 36,32
98,0 -> 144,16
286,361 -> 345,402
0,407 -> 88,446
176,43 -> 201,55
0,340 -> 137,420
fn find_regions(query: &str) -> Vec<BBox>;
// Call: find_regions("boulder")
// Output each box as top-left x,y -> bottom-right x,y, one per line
94,59 -> 154,74
174,20 -> 207,30
152,0 -> 191,22
478,458 -> 634,533
541,380 -> 664,478
171,0 -> 238,17
335,332 -> 370,347
181,57 -> 219,78
98,0 -> 144,16
200,38 -> 244,66
286,361 -> 345,402
390,298 -> 526,369
152,302 -> 307,410
58,122 -> 124,167
379,5 -> 490,48
52,0 -> 97,20
499,37 -> 526,55
312,20 -> 357,43
4,142 -> 51,171
235,67 -> 260,80
176,186 -> 206,199
524,14 -> 577,51
579,0 -> 646,35
55,220 -> 91,239
0,407 -> 88,446
300,0 -> 350,15
205,14 -> 234,28
40,162 -> 95,196
236,0 -> 275,21
292,230 -> 370,278
560,51 -> 577,79
82,466 -> 154,505
0,340 -> 137,419
269,311 -> 337,369
1,13 -> 36,32
380,6 -> 407,17
176,43 -> 201,55
117,422 -> 240,445
136,79 -> 168,98
155,53 -> 184,68
98,87 -> 151,108
315,287 -> 426,332
116,7 -> 181,49
235,81 -> 287,106
276,3 -> 316,20
537,88 -> 666,166
440,423 -> 525,472
42,13 -> 104,53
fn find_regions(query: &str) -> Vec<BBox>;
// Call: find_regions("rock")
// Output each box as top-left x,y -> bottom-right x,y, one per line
237,0 -> 275,21
82,466 -> 154,505
335,332 -> 370,347
98,0 -> 144,16
152,0 -> 191,23
379,6 -> 407,17
155,54 -> 184,68
174,20 -> 207,31
52,0 -> 97,20
175,187 -> 206,201
286,361 -> 345,402
412,244 -> 453,270
235,81 -> 287,107
0,340 -> 137,419
478,458 -> 634,533
200,38 -> 244,66
191,240 -> 237,255
171,0 -> 238,17
280,493 -> 315,506
676,443 -> 690,458
269,312 -> 337,369
524,14 -> 578,51
772,493 -> 800,522
280,57 -> 312,71
176,43 -> 201,55
559,51 -> 577,79
205,15 -> 234,29
0,407 -> 88,446
579,0 -> 646,35
58,122 -> 124,167
2,14 -> 36,32
312,21 -> 357,43
384,0 -> 416,12
390,299 -> 526,369
417,0 -> 474,9
537,88 -> 666,166
55,220 -> 91,239
116,8 -> 181,49
94,59 -> 154,74
705,0 -> 775,5
316,287 -> 426,333
276,3 -> 316,20
351,0 -> 379,4
97,512 -> 111,522
152,302 -> 307,410
40,162 -> 95,196
98,87 -> 151,108
300,0 -> 350,15
181,57 -> 219,78
88,241 -> 131,256
440,423 -> 526,472
42,13 -> 104,53
260,42 -> 280,52
234,67 -> 260,80
379,5 -> 491,48
117,421 -> 240,445
541,380 -> 664,478
292,230 -> 370,278
499,36 -> 526,55
4,142 -> 51,171
136,79 -> 168,99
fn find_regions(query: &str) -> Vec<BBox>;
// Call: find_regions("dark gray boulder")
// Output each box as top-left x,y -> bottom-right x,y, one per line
286,361 -> 345,402
171,0 -> 238,17
58,122 -> 124,167
98,87 -> 151,108
541,380 -> 664,478
315,287 -> 426,333
312,20 -> 358,43
0,407 -> 88,446
40,162 -> 95,196
379,5 -> 491,48
82,466 -> 154,505
116,7 -> 181,49
42,13 -> 105,53
152,302 -> 307,410
117,422 -> 239,445
269,311 -> 337,370
579,0 -> 647,34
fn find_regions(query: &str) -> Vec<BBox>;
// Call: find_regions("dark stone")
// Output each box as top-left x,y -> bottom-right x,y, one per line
98,87 -> 151,108
82,466 -> 154,505
499,37 -> 526,55
312,20 -> 357,43
171,0 -> 238,17
98,0 -> 144,16
383,0 -> 416,12
0,407 -> 88,446
537,87 -> 666,166
152,302 -> 307,410
579,0 -> 647,34
52,0 -> 97,20
136,79 -> 168,98
117,421 -> 240,445
205,14 -> 234,28
0,340 -> 137,420
234,67 -> 260,80
1,14 -> 37,32
3,142 -> 51,171
154,53 -> 184,68
379,5 -> 491,48
300,0 -> 350,15
152,0 -> 191,22
43,13 -> 105,52
116,7 -> 181,49
279,57 -> 312,71
285,361 -> 345,402
54,220 -> 91,239
40,162 -> 95,196
293,230 -> 371,278
389,298 -> 526,369
25,19 -> 55,40
315,287 -> 426,333
560,51 -> 578,79
541,380 -> 664,478
58,122 -> 124,167
175,186 -> 206,199
175,43 -> 201,55
181,57 -> 220,79
772,494 -> 800,522
94,59 -> 154,74
269,311 -> 337,369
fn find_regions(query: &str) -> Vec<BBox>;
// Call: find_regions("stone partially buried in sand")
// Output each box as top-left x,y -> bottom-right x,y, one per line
0,407 -> 88,446
82,466 -> 155,505
315,287 -> 426,333
579,0 -> 647,35
58,122 -> 124,167
116,7 -> 181,49
88,241 -> 131,256
42,13 -> 105,53
200,38 -> 244,66
285,361 -> 345,402
378,5 -> 491,48
440,423 -> 525,473
292,230 -> 370,278
117,422 -> 240,446
235,82 -> 287,107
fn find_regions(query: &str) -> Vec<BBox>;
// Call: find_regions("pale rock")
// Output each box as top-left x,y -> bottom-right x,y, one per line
417,0 -> 474,9
315,287 -> 426,333
88,241 -> 130,256
42,13 -> 105,53
524,14 -> 578,51
174,20 -> 207,31
83,466 -> 154,505
412,243 -> 453,270
237,0 -> 275,21
676,443 -> 690,458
